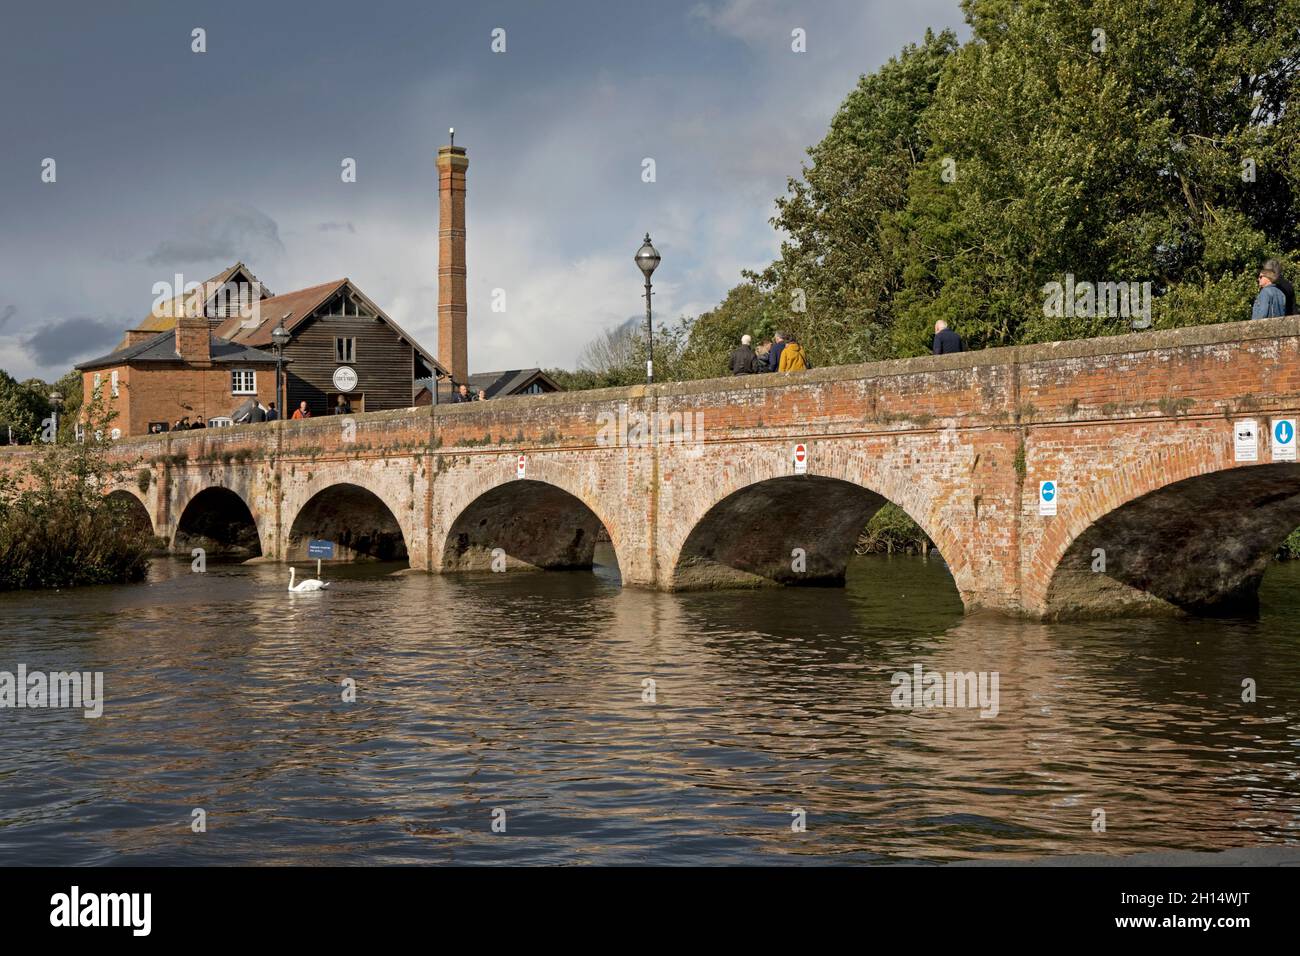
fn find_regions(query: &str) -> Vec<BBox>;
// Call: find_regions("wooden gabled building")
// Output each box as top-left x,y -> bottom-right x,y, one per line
213,278 -> 445,416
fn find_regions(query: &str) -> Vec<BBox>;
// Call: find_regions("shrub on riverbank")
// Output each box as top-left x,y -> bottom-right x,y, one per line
0,404 -> 151,590
1278,528 -> 1300,560
856,503 -> 933,555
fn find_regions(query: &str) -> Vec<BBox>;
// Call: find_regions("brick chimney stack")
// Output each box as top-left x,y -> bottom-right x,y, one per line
175,315 -> 212,367
437,137 -> 469,386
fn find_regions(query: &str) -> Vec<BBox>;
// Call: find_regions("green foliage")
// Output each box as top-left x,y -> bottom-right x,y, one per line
0,368 -> 81,444
1278,527 -> 1300,560
0,391 -> 151,590
856,503 -> 933,555
894,0 -> 1299,354
676,282 -> 783,380
752,29 -> 960,367
0,370 -> 50,444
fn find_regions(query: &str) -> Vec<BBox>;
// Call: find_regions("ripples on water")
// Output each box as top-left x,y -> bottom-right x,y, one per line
2,549 -> 1298,865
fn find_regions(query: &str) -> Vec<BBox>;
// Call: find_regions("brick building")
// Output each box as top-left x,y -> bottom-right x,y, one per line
75,316 -> 281,435
77,135 -> 546,433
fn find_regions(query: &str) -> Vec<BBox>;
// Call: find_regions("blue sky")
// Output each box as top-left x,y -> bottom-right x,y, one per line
0,0 -> 965,380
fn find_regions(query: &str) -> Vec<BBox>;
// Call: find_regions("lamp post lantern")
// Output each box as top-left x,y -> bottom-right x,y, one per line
271,315 -> 291,419
48,390 -> 64,442
635,233 -> 661,384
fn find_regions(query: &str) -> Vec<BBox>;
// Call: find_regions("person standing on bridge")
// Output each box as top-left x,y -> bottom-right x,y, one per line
453,383 -> 474,403
292,401 -> 311,420
729,334 -> 758,375
1253,264 -> 1287,320
1262,259 -> 1295,317
932,320 -> 965,354
767,331 -> 787,372
777,334 -> 810,372
333,395 -> 352,415
265,402 -> 278,421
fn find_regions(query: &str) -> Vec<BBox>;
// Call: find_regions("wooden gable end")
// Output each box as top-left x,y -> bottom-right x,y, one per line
281,289 -> 417,414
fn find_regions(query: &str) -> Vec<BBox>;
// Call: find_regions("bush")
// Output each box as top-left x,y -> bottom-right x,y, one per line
1277,527 -> 1300,560
0,395 -> 152,590
855,503 -> 933,555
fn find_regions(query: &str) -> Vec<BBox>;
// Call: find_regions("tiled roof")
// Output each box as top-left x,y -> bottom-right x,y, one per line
214,277 -> 447,376
214,279 -> 347,346
417,368 -> 560,399
75,329 -> 283,372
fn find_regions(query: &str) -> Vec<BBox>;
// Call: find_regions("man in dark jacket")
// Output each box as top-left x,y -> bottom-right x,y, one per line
453,383 -> 474,403
767,332 -> 787,372
729,335 -> 757,375
932,320 -> 965,355
1263,259 -> 1296,316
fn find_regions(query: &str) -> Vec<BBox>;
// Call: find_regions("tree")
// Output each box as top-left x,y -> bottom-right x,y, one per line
893,0 -> 1300,353
752,29 -> 960,366
677,282 -> 782,380
0,370 -> 49,444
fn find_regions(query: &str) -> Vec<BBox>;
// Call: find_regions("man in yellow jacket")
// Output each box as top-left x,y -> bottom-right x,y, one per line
777,335 -> 809,372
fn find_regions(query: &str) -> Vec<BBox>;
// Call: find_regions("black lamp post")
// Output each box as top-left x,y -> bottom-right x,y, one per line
271,315 -> 291,419
48,390 -> 64,442
635,233 -> 661,384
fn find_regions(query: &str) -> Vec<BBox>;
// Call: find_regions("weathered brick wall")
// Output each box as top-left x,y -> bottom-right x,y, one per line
81,363 -> 277,436
6,316 -> 1298,618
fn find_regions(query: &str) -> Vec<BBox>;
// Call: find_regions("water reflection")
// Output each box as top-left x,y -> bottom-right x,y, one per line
1,550 -> 1297,864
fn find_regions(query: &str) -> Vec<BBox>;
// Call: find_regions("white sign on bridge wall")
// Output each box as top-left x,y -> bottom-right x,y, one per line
1234,419 -> 1258,462
792,443 -> 808,475
516,455 -> 527,479
1038,480 -> 1057,516
1271,419 -> 1296,462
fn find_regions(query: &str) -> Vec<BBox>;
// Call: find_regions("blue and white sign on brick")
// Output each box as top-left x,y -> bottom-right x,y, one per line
1272,419 -> 1296,462
1038,480 -> 1057,517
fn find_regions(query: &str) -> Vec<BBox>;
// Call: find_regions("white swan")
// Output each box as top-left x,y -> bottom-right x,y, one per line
288,566 -> 330,592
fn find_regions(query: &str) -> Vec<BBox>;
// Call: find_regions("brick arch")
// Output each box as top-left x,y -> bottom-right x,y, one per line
280,460 -> 423,563
104,486 -> 156,536
171,482 -> 266,557
1030,432 -> 1300,617
660,441 -> 972,598
435,455 -> 626,574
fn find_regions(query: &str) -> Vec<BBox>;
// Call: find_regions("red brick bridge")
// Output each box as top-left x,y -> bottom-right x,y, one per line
8,317 -> 1300,619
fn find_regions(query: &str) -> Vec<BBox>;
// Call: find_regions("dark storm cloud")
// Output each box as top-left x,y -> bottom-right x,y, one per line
23,318 -> 123,366
0,305 -> 15,329
146,203 -> 284,267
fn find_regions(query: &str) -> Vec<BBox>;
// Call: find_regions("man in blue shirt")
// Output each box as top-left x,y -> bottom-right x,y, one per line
932,319 -> 965,354
766,331 -> 787,372
1253,264 -> 1287,319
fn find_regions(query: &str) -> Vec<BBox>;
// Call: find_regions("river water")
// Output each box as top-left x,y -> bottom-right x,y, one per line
2,549 -> 1298,865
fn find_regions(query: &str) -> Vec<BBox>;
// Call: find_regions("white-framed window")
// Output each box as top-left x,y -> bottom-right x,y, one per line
110,370 -> 119,397
93,372 -> 102,394
522,382 -> 544,394
231,369 -> 256,394
335,336 -> 356,363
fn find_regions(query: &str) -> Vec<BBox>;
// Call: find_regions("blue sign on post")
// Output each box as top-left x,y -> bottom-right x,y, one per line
307,540 -> 335,559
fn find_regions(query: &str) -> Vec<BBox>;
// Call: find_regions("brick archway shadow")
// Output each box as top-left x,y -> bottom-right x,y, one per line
1032,438 -> 1300,618
172,484 -> 264,558
662,445 -> 971,600
436,456 -> 625,577
105,488 -> 155,538
285,481 -> 411,562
